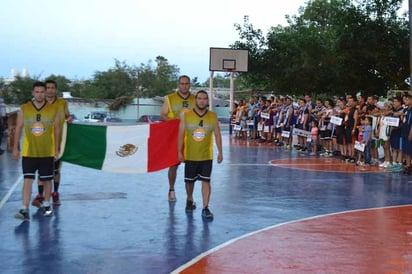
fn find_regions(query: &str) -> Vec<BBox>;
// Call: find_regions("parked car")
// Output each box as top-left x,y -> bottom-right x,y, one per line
83,112 -> 107,122
104,117 -> 123,123
69,114 -> 79,123
137,115 -> 161,123
218,116 -> 230,123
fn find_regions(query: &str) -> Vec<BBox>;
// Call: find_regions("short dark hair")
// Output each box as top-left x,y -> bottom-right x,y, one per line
195,90 -> 208,99
32,81 -> 46,89
178,75 -> 190,83
45,79 -> 57,88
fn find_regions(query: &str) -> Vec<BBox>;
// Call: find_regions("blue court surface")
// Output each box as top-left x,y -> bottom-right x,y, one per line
1,132 -> 412,273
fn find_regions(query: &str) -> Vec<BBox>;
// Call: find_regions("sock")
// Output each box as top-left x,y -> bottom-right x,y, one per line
21,206 -> 28,211
43,201 -> 50,207
54,181 -> 59,192
38,185 -> 44,196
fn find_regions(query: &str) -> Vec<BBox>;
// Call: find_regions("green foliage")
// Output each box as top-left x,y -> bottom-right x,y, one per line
137,56 -> 180,97
86,59 -> 138,99
6,75 -> 40,104
108,96 -> 133,111
231,0 -> 409,97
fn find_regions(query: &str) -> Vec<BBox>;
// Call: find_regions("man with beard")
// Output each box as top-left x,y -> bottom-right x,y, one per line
160,75 -> 195,202
177,90 -> 223,220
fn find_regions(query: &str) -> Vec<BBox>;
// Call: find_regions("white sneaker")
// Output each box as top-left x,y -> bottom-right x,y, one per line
379,161 -> 388,167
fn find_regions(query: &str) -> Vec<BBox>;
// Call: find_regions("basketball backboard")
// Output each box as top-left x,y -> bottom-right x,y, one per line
209,47 -> 248,72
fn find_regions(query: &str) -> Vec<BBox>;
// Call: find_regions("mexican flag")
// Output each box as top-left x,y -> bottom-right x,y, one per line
60,119 -> 180,173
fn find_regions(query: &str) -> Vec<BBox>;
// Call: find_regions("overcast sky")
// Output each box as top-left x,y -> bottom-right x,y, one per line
0,0 -> 408,83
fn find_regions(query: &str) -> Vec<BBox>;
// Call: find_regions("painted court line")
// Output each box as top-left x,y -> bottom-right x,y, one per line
171,205 -> 412,273
0,175 -> 23,210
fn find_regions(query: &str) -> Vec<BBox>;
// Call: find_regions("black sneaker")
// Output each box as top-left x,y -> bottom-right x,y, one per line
15,209 -> 29,221
42,206 -> 53,217
202,207 -> 214,219
185,200 -> 196,213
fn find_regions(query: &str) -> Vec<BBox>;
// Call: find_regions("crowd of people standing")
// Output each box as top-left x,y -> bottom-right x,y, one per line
231,92 -> 412,174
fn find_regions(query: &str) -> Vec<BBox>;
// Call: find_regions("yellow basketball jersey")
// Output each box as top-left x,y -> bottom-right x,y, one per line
49,97 -> 68,126
166,92 -> 195,119
21,100 -> 58,157
183,109 -> 218,161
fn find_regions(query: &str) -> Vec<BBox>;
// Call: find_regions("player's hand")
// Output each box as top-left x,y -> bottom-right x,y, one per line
12,148 -> 19,160
217,153 -> 223,164
178,152 -> 184,162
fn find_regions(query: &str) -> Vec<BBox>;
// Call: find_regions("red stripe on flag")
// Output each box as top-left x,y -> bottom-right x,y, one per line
147,119 -> 180,172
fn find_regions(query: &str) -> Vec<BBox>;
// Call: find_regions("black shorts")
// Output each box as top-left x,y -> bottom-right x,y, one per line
320,129 -> 332,139
184,160 -> 213,183
344,127 -> 354,144
22,157 -> 54,181
335,127 -> 345,145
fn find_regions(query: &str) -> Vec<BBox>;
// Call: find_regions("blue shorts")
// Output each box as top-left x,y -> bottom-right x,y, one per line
402,137 -> 412,155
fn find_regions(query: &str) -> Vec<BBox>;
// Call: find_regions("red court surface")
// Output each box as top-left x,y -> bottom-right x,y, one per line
176,205 -> 412,273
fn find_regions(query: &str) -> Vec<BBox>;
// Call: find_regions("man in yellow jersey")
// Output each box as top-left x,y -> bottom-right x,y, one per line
177,90 -> 223,220
13,81 -> 61,221
160,75 -> 195,202
32,80 -> 72,207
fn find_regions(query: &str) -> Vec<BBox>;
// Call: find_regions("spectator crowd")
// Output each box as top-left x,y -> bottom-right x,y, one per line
230,92 -> 412,175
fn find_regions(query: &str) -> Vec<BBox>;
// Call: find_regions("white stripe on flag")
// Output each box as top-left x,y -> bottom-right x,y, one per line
102,124 -> 150,173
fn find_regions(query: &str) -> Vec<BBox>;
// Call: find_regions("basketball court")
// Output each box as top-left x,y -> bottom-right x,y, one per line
1,132 -> 412,273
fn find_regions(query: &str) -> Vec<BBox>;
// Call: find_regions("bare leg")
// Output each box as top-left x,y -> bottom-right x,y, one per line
22,179 -> 33,208
43,180 -> 52,204
168,165 -> 178,201
201,181 -> 211,209
185,182 -> 195,202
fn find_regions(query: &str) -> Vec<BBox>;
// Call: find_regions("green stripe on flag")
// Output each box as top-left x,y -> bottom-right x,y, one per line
61,123 -> 107,170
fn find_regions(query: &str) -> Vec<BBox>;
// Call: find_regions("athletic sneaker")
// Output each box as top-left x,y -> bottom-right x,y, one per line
42,205 -> 53,217
15,209 -> 30,221
168,190 -> 176,202
391,164 -> 403,172
31,194 -> 44,208
379,161 -> 389,168
185,200 -> 196,213
324,152 -> 333,157
52,191 -> 61,206
202,207 -> 214,219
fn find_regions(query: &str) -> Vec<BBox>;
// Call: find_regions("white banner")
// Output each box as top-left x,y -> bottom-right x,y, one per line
233,124 -> 241,131
293,128 -> 311,137
382,116 -> 399,127
330,116 -> 342,125
247,120 -> 254,126
354,141 -> 365,152
281,130 -> 290,138
260,112 -> 270,119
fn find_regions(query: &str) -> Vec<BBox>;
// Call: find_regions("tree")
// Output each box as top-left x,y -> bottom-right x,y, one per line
231,0 -> 409,97
136,56 -> 180,97
87,59 -> 138,99
6,75 -> 39,104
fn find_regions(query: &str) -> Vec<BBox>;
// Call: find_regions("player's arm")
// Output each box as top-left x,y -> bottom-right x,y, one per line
160,97 -> 170,121
54,112 -> 61,159
214,118 -> 223,164
64,100 -> 73,123
12,110 -> 24,160
177,113 -> 186,162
